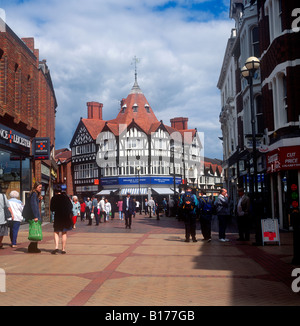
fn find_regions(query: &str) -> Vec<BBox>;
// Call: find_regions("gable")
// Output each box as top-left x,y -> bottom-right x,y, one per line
70,121 -> 93,147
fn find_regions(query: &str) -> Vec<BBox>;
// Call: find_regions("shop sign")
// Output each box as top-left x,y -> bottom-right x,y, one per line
267,146 -> 300,173
33,137 -> 50,160
0,123 -> 31,152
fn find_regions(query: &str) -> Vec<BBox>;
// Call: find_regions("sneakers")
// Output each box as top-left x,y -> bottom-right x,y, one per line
219,238 -> 229,242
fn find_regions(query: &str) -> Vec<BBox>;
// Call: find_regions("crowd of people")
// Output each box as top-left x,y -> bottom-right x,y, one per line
0,182 -> 255,254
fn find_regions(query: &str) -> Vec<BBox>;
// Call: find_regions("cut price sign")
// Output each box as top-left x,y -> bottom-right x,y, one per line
261,219 -> 280,245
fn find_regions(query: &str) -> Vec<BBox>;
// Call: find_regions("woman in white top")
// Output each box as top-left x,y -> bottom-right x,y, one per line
8,190 -> 24,248
104,199 -> 111,221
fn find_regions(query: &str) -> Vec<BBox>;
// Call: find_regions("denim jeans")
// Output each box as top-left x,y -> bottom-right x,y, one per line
9,221 -> 21,245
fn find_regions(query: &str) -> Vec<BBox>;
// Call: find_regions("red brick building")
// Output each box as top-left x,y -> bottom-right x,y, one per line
0,19 -> 57,220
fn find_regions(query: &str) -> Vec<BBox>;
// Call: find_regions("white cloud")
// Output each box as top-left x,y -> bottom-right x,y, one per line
1,0 -> 232,159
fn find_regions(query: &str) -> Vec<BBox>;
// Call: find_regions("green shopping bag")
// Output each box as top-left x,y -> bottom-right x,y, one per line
28,220 -> 43,241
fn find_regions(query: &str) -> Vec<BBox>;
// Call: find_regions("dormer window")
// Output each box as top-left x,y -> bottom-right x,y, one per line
133,103 -> 138,112
121,104 -> 127,113
145,104 -> 150,113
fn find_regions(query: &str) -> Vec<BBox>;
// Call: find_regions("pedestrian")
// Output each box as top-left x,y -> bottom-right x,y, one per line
99,196 -> 105,223
179,187 -> 199,242
8,190 -> 23,248
92,195 -> 99,225
72,196 -> 80,229
117,198 -> 123,220
85,197 -> 92,225
162,198 -> 167,216
79,198 -> 86,221
199,193 -> 213,242
236,187 -> 251,241
144,198 -> 148,215
50,186 -> 73,254
135,199 -> 141,215
104,198 -> 111,221
215,188 -> 230,242
168,197 -> 175,217
27,182 -> 43,253
148,197 -> 155,218
122,192 -> 135,229
155,201 -> 160,220
0,185 -> 14,249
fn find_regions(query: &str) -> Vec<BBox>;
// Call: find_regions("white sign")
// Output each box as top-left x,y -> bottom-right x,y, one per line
261,219 -> 280,245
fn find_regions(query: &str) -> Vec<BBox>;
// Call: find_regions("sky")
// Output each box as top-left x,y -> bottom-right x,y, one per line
0,0 -> 234,160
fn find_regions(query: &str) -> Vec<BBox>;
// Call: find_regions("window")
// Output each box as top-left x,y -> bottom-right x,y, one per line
265,0 -> 283,42
251,27 -> 260,58
145,104 -> 150,113
133,103 -> 138,112
121,104 -> 127,113
272,73 -> 288,129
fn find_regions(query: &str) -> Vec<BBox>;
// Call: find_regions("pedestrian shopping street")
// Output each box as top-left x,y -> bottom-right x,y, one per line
0,214 -> 299,306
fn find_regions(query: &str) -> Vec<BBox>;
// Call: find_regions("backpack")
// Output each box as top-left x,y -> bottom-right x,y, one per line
182,192 -> 195,211
201,197 -> 213,215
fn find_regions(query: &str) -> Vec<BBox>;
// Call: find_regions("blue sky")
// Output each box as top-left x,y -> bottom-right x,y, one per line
0,0 -> 233,159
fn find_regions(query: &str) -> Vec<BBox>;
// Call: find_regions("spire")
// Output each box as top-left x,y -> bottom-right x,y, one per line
130,56 -> 143,94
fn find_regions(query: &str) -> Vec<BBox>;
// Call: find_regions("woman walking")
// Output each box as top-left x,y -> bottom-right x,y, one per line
72,196 -> 80,229
50,186 -> 73,254
8,190 -> 24,248
104,198 -> 111,222
0,185 -> 14,249
28,182 -> 43,253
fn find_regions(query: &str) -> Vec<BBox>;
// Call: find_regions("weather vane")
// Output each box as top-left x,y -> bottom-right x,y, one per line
131,56 -> 141,83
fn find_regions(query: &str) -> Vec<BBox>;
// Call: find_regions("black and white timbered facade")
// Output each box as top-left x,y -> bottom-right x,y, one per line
70,80 -> 203,198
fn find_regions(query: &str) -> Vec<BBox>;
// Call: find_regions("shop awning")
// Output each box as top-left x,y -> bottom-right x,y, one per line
120,188 -> 148,195
152,188 -> 174,195
97,189 -> 118,195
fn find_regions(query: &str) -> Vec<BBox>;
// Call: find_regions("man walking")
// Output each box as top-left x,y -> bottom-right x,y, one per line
179,187 -> 199,242
199,193 -> 213,242
215,188 -> 230,242
237,188 -> 251,241
122,192 -> 135,229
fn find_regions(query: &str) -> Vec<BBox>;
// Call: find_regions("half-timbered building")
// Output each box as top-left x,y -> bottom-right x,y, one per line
70,77 -> 203,200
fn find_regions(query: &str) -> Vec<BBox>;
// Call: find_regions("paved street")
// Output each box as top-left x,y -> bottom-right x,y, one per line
0,214 -> 299,306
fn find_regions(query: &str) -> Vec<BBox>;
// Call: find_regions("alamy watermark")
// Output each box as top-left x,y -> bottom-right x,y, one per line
291,268 -> 300,293
292,8 -> 300,32
0,8 -> 6,33
0,268 -> 5,293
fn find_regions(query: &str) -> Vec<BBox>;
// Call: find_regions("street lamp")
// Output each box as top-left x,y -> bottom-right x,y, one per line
136,166 -> 141,210
241,56 -> 261,245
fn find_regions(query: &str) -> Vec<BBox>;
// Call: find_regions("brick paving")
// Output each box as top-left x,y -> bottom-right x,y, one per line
0,214 -> 299,306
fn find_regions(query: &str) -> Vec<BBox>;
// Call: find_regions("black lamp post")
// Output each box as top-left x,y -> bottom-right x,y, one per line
241,56 -> 262,245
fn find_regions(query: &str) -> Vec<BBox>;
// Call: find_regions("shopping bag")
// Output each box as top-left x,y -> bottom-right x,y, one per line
28,220 -> 43,241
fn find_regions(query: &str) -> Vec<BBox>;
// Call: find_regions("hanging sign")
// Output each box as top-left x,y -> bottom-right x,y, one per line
33,137 -> 50,160
261,219 -> 280,245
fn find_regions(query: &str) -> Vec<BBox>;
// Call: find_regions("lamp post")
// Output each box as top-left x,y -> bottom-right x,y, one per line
136,165 -> 141,210
241,56 -> 262,245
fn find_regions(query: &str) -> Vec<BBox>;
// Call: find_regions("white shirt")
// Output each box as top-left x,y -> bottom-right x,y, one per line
104,202 -> 111,214
8,198 -> 24,222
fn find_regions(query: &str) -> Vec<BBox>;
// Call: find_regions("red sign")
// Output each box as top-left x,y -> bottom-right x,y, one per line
267,146 -> 300,173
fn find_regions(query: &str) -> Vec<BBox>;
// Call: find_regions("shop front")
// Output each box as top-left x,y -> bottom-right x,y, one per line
0,123 -> 32,201
267,145 -> 300,230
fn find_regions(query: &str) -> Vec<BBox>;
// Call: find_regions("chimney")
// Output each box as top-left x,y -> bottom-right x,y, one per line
170,117 -> 188,130
87,102 -> 103,120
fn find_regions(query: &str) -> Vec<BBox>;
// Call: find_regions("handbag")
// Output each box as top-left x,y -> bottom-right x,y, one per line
2,194 -> 12,220
28,220 -> 43,242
